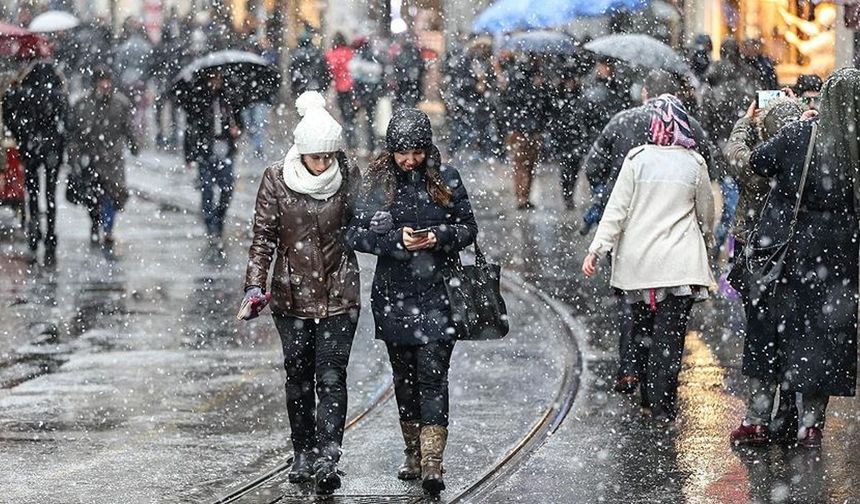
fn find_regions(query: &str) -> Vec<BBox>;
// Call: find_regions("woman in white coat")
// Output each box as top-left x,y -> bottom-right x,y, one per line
582,94 -> 715,422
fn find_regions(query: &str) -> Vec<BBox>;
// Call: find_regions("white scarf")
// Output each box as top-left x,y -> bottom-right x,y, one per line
282,145 -> 343,200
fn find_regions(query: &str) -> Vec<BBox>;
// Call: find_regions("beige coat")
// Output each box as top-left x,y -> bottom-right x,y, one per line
588,144 -> 715,291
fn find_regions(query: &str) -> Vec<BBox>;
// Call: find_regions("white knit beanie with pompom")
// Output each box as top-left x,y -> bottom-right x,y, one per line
293,91 -> 344,154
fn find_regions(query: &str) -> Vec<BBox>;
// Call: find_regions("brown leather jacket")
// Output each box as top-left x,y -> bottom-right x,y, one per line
245,154 -> 361,318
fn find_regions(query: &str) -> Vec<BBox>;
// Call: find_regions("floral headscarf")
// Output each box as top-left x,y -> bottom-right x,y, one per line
648,93 -> 697,149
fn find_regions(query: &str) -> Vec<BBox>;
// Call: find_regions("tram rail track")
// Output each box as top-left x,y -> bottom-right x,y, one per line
210,270 -> 583,504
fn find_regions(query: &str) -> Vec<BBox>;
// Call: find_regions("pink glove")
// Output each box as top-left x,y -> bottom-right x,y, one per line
237,287 -> 271,320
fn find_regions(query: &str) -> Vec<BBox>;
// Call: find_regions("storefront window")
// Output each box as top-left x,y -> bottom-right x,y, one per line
710,0 -> 836,82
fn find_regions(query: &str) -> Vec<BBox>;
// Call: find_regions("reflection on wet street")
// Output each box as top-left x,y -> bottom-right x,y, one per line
0,151 -> 857,503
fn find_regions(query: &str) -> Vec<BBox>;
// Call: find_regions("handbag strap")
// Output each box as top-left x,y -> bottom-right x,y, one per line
790,122 -> 818,230
473,240 -> 487,267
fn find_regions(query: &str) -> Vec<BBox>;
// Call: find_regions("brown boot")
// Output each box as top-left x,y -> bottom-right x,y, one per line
397,420 -> 422,480
420,425 -> 448,495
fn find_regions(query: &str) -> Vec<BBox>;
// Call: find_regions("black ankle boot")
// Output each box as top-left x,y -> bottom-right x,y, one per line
314,457 -> 341,495
288,451 -> 314,483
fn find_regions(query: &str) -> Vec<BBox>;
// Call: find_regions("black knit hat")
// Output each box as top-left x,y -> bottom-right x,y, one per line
386,108 -> 433,152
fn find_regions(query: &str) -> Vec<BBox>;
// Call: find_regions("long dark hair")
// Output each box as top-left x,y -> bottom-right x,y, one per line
363,145 -> 453,207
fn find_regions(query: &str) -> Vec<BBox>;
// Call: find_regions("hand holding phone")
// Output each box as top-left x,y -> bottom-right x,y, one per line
757,90 -> 786,109
409,227 -> 432,237
403,227 -> 436,251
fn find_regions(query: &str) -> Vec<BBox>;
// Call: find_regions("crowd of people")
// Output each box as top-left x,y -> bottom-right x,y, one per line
0,9 -> 858,496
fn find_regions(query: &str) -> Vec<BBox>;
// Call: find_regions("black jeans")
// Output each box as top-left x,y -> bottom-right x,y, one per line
631,296 -> 693,421
336,91 -> 356,149
386,341 -> 455,427
197,156 -> 234,237
273,313 -> 357,459
21,146 -> 61,252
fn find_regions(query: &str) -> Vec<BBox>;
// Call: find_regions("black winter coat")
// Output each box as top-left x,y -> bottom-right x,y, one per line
346,149 -> 478,345
183,94 -> 241,164
583,102 -> 719,210
747,120 -> 858,396
3,64 -> 68,157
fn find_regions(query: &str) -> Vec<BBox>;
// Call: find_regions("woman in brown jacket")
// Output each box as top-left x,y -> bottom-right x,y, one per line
242,92 -> 361,495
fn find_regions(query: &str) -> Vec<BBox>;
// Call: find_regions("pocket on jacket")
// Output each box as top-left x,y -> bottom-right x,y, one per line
330,256 -> 360,303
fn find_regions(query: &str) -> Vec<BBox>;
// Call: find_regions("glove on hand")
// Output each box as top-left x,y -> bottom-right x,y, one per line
370,210 -> 394,234
237,286 -> 270,321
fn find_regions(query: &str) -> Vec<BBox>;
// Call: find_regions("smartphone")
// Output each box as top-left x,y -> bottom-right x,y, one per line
410,227 -> 432,236
757,90 -> 785,109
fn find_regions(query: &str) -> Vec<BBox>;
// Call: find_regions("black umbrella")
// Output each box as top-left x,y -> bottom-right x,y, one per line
170,50 -> 280,110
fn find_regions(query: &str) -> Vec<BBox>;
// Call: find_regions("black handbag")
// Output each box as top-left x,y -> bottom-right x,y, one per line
745,122 -> 817,286
65,164 -> 86,206
443,242 -> 510,340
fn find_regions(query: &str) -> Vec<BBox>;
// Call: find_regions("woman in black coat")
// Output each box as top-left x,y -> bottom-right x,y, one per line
741,69 -> 860,448
347,108 -> 477,495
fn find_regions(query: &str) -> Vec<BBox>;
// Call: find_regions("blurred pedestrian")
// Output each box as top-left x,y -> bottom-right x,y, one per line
740,68 -> 860,448
685,34 -> 713,80
67,66 -> 139,254
725,97 -> 805,446
182,70 -> 241,242
326,32 -> 357,150
582,94 -> 715,423
793,74 -> 823,111
346,108 -> 478,496
741,38 -> 779,91
547,54 -> 591,210
243,34 -> 276,159
113,17 -> 153,141
2,62 -> 68,264
392,37 -> 425,109
243,91 -> 361,495
289,33 -> 331,95
582,69 -> 716,394
349,37 -> 385,154
152,8 -> 186,150
500,53 -> 548,210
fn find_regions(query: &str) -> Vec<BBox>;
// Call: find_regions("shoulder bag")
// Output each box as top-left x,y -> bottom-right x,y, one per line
444,241 -> 510,340
745,122 -> 817,286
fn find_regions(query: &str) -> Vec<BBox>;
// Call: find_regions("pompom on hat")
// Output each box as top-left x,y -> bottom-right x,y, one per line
293,91 -> 344,154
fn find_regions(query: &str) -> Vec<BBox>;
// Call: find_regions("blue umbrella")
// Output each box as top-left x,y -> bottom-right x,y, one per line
500,30 -> 577,54
473,0 -> 650,34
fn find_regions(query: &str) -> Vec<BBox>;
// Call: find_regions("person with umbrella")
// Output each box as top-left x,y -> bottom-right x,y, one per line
182,69 -> 242,243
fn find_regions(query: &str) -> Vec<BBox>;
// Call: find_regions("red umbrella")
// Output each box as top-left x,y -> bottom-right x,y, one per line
0,22 -> 52,59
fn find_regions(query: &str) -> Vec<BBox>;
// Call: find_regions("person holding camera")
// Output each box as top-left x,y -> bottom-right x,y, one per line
346,108 -> 477,496
242,91 -> 361,495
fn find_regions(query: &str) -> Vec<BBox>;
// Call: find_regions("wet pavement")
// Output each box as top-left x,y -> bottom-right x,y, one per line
0,141 -> 857,503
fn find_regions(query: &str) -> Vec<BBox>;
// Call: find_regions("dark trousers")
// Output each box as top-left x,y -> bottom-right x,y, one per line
559,153 -> 583,208
386,341 -> 455,427
273,313 -> 357,459
631,296 -> 693,420
21,146 -> 61,252
615,293 -> 636,379
336,91 -> 356,149
356,90 -> 378,152
198,157 -> 234,237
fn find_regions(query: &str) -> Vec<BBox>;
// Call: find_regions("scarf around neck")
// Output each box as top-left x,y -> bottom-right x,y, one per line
648,94 -> 697,149
282,145 -> 343,200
